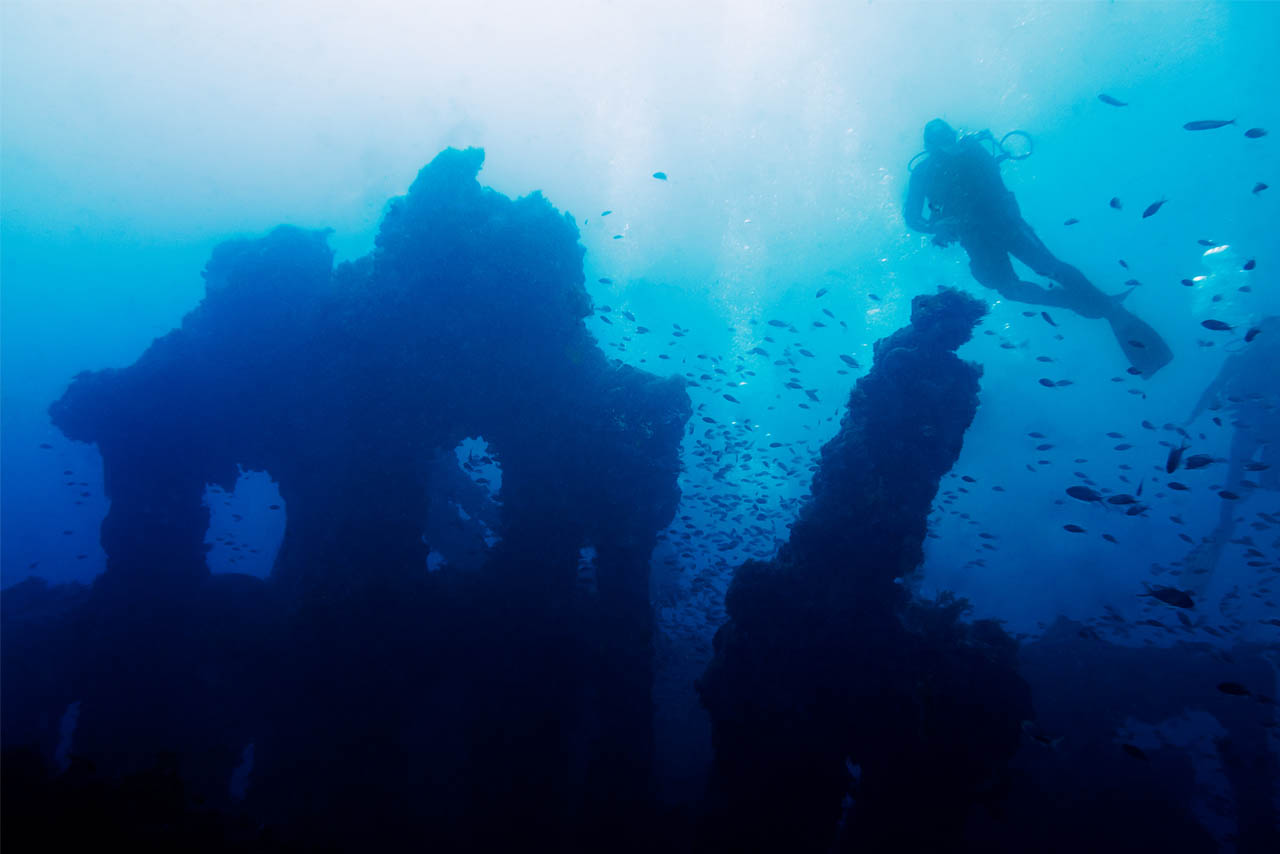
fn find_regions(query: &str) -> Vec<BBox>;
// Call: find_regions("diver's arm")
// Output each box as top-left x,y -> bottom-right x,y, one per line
1185,386 -> 1217,425
903,168 -> 934,233
1186,359 -> 1233,424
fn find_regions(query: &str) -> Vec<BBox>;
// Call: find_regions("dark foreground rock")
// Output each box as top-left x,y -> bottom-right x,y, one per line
698,288 -> 1032,852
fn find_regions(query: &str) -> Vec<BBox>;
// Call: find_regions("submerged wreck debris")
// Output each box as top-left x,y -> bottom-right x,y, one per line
698,288 -> 1032,852
6,147 -> 1270,851
8,148 -> 691,851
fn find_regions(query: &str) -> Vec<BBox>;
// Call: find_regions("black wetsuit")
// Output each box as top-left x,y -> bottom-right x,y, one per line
905,136 -> 1172,375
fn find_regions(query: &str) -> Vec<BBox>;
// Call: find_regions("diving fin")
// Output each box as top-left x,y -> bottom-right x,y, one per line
1109,287 -> 1136,306
1106,306 -> 1173,378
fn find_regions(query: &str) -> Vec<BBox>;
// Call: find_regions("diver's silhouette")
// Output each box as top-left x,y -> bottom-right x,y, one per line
905,118 -> 1172,376
1182,317 -> 1280,586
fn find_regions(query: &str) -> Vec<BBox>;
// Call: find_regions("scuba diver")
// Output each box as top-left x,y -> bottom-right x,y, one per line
1181,317 -> 1280,586
904,118 -> 1173,377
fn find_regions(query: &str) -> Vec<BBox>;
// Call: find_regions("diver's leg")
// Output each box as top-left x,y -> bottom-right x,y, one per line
1216,426 -> 1254,533
1007,221 -> 1173,376
1261,439 -> 1279,491
1181,432 -> 1250,591
963,238 -> 1076,309
1006,224 -> 1111,317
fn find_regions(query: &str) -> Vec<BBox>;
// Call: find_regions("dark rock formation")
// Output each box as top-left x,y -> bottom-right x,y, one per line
698,288 -> 1031,852
5,148 -> 690,851
985,617 -> 1278,854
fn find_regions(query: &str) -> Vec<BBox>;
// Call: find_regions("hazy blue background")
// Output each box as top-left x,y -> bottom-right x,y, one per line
3,1 -> 1276,641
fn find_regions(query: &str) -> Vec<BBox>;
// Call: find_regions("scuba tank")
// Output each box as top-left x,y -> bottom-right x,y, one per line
908,129 -> 1034,172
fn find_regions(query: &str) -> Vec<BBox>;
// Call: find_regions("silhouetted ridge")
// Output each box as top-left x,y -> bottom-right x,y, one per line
698,288 -> 1031,852
11,148 -> 691,851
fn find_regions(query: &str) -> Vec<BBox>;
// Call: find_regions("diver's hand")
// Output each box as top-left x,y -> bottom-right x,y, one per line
930,217 -> 962,247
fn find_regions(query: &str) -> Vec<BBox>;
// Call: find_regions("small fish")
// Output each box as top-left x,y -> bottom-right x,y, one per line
1063,217 -> 1080,226
1201,319 -> 1233,331
816,287 -> 829,298
1109,197 -> 1123,210
1242,259 -> 1255,271
1244,128 -> 1268,138
1038,378 -> 1056,388
1217,681 -> 1250,697
1245,327 -> 1261,343
1166,442 -> 1189,473
1106,494 -> 1137,505
652,172 -> 667,180
1054,379 -> 1074,387
1121,744 -> 1148,760
598,277 -> 612,284
1067,486 -> 1102,502
1022,720 -> 1064,748
1183,119 -> 1235,131
723,394 -> 739,403
1102,534 -> 1118,544
1253,182 -> 1269,194
1167,481 -> 1189,491
1219,490 -> 1240,500
1098,93 -> 1128,107
1142,199 -> 1167,218
1118,259 -> 1129,269
1142,585 -> 1195,608
1063,524 -> 1086,533
839,354 -> 860,368
1041,311 -> 1057,327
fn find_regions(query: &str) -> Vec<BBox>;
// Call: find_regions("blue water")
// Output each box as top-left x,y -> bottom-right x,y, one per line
2,3 -> 1277,851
